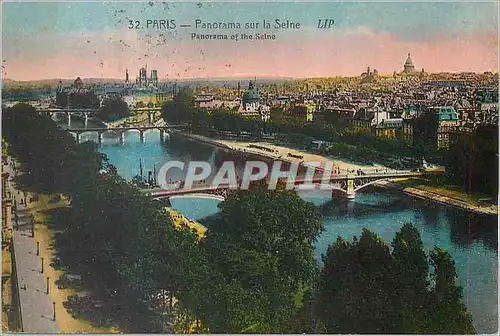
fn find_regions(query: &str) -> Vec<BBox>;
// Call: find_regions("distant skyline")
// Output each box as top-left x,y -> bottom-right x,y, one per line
2,2 -> 498,81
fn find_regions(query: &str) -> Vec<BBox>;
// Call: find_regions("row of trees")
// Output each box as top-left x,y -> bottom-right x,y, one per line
98,96 -> 131,122
3,85 -> 53,100
315,225 -> 474,333
163,90 -> 497,193
3,103 -> 475,333
162,90 -> 341,140
162,91 -> 428,168
442,124 -> 498,196
181,181 -> 324,332
56,91 -> 131,122
2,104 -> 200,331
56,91 -> 100,109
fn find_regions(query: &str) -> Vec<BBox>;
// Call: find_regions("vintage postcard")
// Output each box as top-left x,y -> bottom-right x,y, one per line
1,1 -> 498,334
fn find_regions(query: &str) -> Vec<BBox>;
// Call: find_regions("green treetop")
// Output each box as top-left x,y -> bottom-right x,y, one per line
317,224 -> 475,334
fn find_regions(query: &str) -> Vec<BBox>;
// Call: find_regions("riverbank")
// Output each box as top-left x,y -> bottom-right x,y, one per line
172,131 -> 385,172
105,109 -> 163,128
171,130 -> 232,151
168,208 -> 207,240
173,132 -> 498,216
93,128 -> 497,333
377,180 -> 498,216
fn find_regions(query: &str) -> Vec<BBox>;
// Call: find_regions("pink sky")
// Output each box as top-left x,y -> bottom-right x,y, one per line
4,28 -> 498,81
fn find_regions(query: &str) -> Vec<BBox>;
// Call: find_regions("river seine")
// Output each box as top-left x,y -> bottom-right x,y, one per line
74,127 -> 497,333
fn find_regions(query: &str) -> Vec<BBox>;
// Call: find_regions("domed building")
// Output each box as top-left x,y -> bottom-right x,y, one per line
398,53 -> 425,77
403,53 -> 416,74
239,80 -> 271,121
242,80 -> 260,107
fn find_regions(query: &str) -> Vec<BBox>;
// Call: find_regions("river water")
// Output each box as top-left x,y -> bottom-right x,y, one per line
70,124 -> 497,333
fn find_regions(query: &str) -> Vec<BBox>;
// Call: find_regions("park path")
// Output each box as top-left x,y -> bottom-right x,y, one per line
5,160 -> 60,333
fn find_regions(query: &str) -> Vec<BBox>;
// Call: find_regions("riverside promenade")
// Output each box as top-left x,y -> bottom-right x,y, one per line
169,131 -> 495,212
376,180 -> 498,215
171,131 -> 386,173
4,161 -> 59,333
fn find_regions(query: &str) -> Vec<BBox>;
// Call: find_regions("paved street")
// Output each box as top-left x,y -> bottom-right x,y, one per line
5,160 -> 60,333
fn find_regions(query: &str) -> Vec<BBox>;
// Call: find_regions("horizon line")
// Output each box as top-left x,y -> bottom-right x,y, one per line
4,71 -> 498,84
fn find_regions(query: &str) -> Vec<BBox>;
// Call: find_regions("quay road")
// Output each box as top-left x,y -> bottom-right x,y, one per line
3,160 -> 59,333
172,132 -> 429,176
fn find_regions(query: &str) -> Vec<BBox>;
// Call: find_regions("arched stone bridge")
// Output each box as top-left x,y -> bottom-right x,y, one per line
144,170 -> 438,200
67,125 -> 189,145
146,186 -> 236,203
37,107 -> 163,127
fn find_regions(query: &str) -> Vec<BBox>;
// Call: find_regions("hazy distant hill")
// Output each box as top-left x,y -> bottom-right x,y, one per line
2,76 -> 295,88
175,77 -> 295,87
2,78 -> 121,88
2,78 -> 17,85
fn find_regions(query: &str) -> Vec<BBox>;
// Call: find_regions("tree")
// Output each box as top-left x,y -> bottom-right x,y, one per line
162,89 -> 196,124
3,103 -> 205,332
190,109 -> 211,135
317,230 -> 399,333
316,225 -> 474,334
69,91 -> 100,109
425,248 -> 475,334
98,96 -> 131,122
391,223 -> 429,332
2,103 -> 79,192
182,181 -> 324,332
56,91 -> 69,107
444,124 -> 498,196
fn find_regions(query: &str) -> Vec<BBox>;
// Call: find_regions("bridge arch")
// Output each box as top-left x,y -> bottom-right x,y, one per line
142,128 -> 161,135
351,176 -> 426,193
166,194 -> 225,202
352,179 -> 390,193
298,182 -> 348,195
77,130 -> 101,137
142,128 -> 163,142
120,128 -> 141,133
326,185 -> 348,195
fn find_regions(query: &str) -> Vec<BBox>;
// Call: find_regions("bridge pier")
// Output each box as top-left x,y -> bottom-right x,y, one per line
67,112 -> 72,127
98,132 -> 103,146
120,132 -> 125,145
345,174 -> 356,200
75,133 -> 80,144
140,130 -> 145,143
159,129 -> 169,143
84,113 -> 89,128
